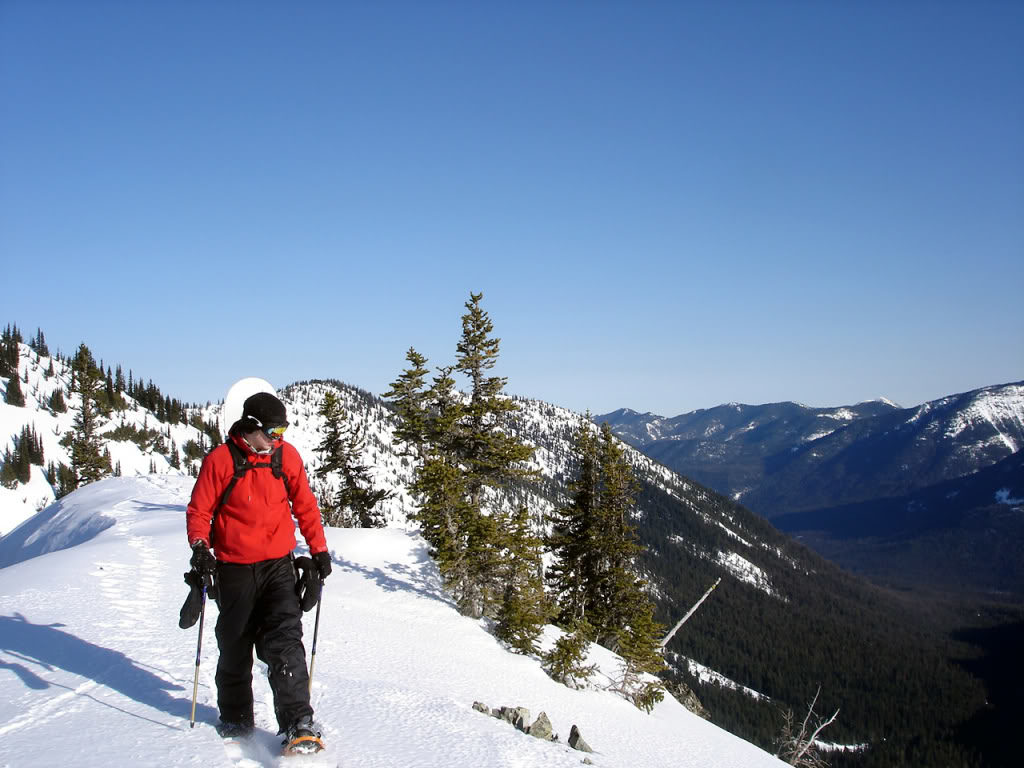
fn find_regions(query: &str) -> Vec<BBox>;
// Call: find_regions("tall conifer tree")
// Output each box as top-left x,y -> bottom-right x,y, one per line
66,343 -> 112,489
4,371 -> 25,406
588,422 -> 644,642
452,293 -> 537,618
406,365 -> 477,608
549,421 -> 666,707
548,420 -> 601,626
387,293 -> 540,633
494,506 -> 552,653
455,293 -> 535,510
0,325 -> 19,378
384,348 -> 431,460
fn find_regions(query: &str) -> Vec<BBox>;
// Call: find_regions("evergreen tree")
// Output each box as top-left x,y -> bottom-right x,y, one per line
315,390 -> 392,527
455,292 -> 535,511
17,424 -> 44,466
548,421 -> 666,709
30,327 -> 49,357
405,365 -> 478,608
0,325 -> 19,378
542,617 -> 598,689
386,293 -> 541,637
103,367 -> 116,410
65,343 -> 112,489
588,422 -> 644,644
49,387 -> 67,414
54,462 -> 76,499
4,371 -> 25,406
452,293 -> 537,619
494,506 -> 552,654
548,420 -> 601,626
13,443 -> 31,484
610,596 -> 667,712
0,449 -> 17,489
383,347 -> 431,459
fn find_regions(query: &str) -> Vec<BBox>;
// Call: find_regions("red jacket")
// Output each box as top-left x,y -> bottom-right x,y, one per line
186,435 -> 328,564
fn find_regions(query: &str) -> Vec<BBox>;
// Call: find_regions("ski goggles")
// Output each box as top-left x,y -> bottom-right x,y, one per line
262,423 -> 288,440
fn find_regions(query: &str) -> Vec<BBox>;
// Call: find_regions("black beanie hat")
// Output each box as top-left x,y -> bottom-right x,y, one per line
241,392 -> 288,430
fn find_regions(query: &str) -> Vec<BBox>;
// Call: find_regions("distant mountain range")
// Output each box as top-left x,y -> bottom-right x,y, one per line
597,381 -> 1024,596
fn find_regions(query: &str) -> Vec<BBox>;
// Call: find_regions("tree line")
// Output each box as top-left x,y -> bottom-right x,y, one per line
2,324 -> 222,493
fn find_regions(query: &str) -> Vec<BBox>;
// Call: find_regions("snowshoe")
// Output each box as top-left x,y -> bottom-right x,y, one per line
282,716 -> 325,756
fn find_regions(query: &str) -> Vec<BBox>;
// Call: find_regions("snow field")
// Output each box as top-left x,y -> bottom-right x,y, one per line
0,475 -> 784,767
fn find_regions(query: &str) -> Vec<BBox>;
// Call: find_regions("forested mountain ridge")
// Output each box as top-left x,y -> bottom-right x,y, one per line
598,382 -> 1023,520
1,332 -> 1011,766
597,383 -> 1024,601
774,448 -> 1024,595
599,399 -> 899,455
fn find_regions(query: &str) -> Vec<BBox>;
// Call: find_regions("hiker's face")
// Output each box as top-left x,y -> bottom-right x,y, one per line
248,429 -> 274,452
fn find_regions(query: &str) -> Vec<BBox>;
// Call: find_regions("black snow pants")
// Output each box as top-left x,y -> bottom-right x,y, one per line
214,555 -> 313,733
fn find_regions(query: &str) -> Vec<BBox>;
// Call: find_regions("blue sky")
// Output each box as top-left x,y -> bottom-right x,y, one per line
2,1 -> 1021,415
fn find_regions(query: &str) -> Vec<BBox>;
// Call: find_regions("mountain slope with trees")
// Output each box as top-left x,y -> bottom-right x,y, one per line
1,317 -> 1015,767
774,449 -> 1024,595
598,384 -> 1024,598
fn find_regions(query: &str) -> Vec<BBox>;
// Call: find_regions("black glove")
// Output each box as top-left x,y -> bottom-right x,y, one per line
293,556 -> 321,612
189,541 -> 217,575
312,551 -> 332,580
179,570 -> 204,628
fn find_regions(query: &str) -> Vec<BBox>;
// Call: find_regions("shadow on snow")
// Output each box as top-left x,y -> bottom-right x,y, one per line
0,612 -> 216,729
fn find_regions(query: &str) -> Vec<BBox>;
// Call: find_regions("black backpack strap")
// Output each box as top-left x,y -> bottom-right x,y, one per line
209,441 -> 251,546
218,440 -> 251,511
270,446 -> 291,497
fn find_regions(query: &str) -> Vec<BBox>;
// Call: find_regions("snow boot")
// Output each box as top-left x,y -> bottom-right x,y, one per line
216,719 -> 254,739
282,715 -> 324,755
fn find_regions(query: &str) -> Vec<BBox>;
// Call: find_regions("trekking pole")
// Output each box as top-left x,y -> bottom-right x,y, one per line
308,581 -> 324,694
189,583 -> 208,728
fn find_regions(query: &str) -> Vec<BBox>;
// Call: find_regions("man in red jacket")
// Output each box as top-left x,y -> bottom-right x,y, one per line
186,391 -> 331,754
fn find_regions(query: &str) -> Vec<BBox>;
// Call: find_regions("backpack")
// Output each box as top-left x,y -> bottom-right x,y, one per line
210,440 -> 292,544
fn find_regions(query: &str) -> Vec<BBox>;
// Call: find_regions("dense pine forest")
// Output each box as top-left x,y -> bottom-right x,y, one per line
630,475 -> 1020,767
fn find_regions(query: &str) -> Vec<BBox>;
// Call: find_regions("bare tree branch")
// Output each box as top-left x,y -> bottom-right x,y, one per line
776,686 -> 839,768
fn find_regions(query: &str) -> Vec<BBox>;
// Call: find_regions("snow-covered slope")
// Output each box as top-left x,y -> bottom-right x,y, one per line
0,476 -> 784,767
1,343 -> 209,535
